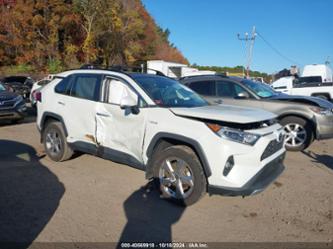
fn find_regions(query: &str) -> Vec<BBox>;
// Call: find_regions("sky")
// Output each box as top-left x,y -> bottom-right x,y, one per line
142,0 -> 333,74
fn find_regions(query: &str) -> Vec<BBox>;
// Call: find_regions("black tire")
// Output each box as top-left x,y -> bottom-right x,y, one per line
10,119 -> 22,125
280,116 -> 313,151
152,145 -> 207,206
43,121 -> 73,162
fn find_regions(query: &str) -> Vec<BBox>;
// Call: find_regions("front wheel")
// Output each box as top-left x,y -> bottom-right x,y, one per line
152,145 -> 207,206
280,116 -> 313,151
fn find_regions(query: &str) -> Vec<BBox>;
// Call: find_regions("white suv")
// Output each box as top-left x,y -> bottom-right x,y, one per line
36,69 -> 286,205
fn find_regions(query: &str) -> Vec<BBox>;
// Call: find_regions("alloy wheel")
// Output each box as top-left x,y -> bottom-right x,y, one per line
284,123 -> 307,147
159,157 -> 194,199
45,129 -> 62,156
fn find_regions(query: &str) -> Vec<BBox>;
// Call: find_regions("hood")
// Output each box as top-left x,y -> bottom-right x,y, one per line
0,91 -> 19,101
170,105 -> 276,124
270,93 -> 333,109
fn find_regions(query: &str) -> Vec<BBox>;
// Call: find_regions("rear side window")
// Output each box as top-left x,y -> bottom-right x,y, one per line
70,75 -> 102,101
188,81 -> 215,96
55,77 -> 72,94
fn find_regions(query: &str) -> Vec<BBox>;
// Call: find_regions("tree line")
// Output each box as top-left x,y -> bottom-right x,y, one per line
0,0 -> 188,73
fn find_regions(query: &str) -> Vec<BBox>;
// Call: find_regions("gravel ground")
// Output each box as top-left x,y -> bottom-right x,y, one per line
0,116 -> 332,245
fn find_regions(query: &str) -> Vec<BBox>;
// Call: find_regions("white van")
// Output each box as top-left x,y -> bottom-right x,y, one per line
302,64 -> 332,83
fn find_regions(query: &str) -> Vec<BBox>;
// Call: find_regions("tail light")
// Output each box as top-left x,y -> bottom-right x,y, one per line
34,91 -> 42,102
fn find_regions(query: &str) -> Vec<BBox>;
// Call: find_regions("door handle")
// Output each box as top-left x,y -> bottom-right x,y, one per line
96,112 -> 111,118
58,101 -> 65,106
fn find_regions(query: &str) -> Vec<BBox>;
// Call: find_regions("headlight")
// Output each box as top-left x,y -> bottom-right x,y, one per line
206,123 -> 261,146
310,107 -> 333,116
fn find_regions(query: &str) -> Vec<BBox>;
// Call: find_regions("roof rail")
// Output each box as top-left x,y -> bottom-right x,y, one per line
108,65 -> 142,72
77,64 -> 167,77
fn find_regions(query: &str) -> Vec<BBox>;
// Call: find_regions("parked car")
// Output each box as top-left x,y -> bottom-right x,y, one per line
30,75 -> 54,108
181,74 -> 333,151
1,76 -> 34,100
0,82 -> 27,123
36,68 -> 285,206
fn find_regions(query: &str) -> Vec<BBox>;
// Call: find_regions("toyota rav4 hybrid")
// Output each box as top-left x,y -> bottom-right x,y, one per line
37,69 -> 286,205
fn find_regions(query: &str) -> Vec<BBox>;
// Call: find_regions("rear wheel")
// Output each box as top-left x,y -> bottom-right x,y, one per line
280,116 -> 313,151
43,121 -> 73,162
152,145 -> 207,206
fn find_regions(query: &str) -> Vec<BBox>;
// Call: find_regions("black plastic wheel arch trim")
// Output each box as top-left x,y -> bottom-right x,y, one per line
146,132 -> 212,178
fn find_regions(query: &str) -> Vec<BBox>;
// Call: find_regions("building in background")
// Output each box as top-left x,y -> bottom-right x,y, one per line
147,60 -> 215,78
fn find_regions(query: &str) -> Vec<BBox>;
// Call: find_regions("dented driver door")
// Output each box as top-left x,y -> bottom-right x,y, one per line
95,77 -> 147,167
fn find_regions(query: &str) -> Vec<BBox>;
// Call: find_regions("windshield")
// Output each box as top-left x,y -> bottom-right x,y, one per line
0,83 -> 6,92
133,75 -> 208,108
242,79 -> 277,98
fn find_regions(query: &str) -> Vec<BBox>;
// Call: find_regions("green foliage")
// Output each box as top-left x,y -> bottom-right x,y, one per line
47,59 -> 64,74
7,64 -> 35,74
15,64 -> 33,73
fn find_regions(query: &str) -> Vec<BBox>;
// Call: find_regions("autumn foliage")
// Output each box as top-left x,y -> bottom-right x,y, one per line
0,0 -> 188,72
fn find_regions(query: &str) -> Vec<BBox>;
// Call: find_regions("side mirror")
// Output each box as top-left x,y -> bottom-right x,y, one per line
120,95 -> 138,110
236,91 -> 249,99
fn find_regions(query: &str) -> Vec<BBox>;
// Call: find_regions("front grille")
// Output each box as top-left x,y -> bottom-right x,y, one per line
199,118 -> 278,131
261,138 -> 284,161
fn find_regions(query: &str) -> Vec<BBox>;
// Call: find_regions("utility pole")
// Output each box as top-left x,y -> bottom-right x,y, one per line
237,26 -> 257,78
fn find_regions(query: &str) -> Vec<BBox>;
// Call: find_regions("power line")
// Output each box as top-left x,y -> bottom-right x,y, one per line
256,31 -> 301,66
237,26 -> 257,77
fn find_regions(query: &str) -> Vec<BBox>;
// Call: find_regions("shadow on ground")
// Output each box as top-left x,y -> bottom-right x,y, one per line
118,182 -> 185,244
302,150 -> 333,171
0,140 -> 64,248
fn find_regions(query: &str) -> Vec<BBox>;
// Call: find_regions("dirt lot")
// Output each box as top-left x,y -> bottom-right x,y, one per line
0,114 -> 332,244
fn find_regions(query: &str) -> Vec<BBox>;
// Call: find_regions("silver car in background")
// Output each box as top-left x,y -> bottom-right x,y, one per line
181,75 -> 333,151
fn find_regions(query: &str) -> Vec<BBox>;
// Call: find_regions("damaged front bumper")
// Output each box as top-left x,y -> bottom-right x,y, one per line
208,152 -> 285,196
